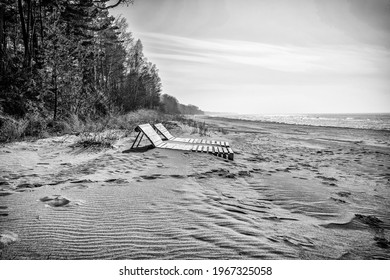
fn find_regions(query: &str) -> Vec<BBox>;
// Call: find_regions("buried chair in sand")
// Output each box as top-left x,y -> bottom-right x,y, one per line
131,123 -> 234,160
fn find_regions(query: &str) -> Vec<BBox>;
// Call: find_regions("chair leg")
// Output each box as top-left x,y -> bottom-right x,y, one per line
136,134 -> 144,147
131,132 -> 141,149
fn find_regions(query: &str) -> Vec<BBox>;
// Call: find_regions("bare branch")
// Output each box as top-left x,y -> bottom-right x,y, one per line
93,0 -> 134,10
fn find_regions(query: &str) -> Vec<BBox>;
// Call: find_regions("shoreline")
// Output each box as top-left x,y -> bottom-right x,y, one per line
203,114 -> 390,134
198,114 -> 390,133
1,117 -> 389,259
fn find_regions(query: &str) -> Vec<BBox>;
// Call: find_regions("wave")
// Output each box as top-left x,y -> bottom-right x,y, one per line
208,113 -> 390,131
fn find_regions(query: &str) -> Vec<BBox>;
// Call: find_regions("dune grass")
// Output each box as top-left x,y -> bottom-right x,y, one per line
0,109 -> 215,147
0,109 -> 173,144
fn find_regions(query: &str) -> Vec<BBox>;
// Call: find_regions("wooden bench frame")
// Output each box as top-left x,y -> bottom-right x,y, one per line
131,124 -> 164,149
131,124 -> 234,160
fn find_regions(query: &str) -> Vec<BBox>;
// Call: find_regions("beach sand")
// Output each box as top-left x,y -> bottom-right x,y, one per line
1,117 -> 389,259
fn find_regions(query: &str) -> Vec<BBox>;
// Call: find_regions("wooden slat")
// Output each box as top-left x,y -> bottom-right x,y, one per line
211,140 -> 216,145
225,142 -> 229,147
156,143 -> 165,148
178,144 -> 187,150
184,145 -> 192,151
227,147 -> 234,160
197,145 -> 203,152
216,141 -> 221,146
192,145 -> 198,152
154,123 -> 175,140
137,124 -> 163,147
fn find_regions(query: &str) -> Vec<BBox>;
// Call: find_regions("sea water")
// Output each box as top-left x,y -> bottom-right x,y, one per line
212,113 -> 390,131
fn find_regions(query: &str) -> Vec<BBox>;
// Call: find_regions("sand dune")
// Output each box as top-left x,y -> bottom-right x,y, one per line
1,119 -> 389,259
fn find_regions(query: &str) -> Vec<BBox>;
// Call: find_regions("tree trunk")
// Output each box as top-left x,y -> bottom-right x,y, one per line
52,63 -> 58,121
0,4 -> 5,75
17,0 -> 30,67
39,0 -> 43,47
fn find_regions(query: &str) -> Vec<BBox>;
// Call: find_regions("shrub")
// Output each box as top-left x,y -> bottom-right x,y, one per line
67,114 -> 84,134
47,120 -> 72,134
24,113 -> 47,137
74,131 -> 120,149
0,116 -> 29,142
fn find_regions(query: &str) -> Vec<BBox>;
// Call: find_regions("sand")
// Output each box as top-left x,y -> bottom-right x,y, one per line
0,118 -> 389,259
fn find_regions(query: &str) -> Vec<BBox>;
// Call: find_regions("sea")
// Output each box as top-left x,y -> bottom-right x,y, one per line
210,113 -> 390,131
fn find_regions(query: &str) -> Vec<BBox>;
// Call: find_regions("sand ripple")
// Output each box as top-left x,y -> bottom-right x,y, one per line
1,122 -> 390,259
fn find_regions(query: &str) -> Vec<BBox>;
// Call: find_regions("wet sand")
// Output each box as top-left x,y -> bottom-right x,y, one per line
1,118 -> 389,259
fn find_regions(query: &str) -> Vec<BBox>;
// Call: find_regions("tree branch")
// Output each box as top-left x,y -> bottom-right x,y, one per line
93,0 -> 133,10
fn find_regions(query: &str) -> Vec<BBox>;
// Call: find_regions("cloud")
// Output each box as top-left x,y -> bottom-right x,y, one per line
139,32 -> 388,75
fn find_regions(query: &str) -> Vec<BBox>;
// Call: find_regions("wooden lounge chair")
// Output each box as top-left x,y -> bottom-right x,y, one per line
131,124 -> 165,149
153,123 -> 230,148
131,124 -> 234,160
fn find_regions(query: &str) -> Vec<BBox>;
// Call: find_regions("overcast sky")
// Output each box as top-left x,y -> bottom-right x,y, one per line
110,0 -> 390,114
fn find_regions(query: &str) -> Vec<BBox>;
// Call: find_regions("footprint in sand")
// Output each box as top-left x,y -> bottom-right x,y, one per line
12,183 -> 44,193
104,178 -> 128,184
61,184 -> 89,190
170,174 -> 187,179
330,197 -> 346,203
16,183 -> 43,189
0,230 -> 19,248
70,179 -> 94,184
337,191 -> 351,198
139,174 -> 163,180
238,170 -> 252,177
39,195 -> 70,207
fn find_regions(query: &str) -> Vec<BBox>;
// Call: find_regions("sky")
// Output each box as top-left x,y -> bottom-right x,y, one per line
110,0 -> 390,114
